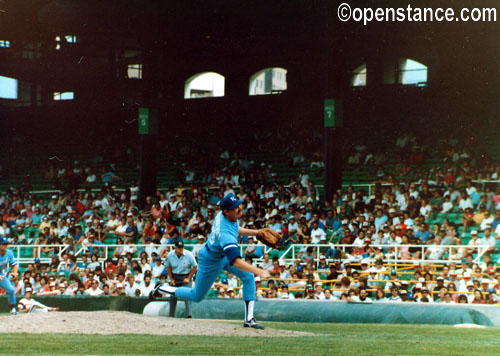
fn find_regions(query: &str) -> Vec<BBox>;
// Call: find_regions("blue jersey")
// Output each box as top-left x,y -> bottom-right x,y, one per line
207,212 -> 239,262
0,250 -> 17,276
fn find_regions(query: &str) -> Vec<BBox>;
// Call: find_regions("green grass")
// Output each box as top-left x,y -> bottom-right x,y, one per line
1,322 -> 500,356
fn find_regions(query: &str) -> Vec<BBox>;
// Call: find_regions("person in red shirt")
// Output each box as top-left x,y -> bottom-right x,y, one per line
141,220 -> 157,244
104,258 -> 117,276
471,289 -> 486,304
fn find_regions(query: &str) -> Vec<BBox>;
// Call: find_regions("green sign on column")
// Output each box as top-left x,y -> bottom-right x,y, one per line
138,107 -> 158,135
324,99 -> 343,128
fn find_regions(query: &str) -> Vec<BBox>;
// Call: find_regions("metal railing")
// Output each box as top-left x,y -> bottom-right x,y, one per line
274,243 -> 490,265
10,243 -> 490,266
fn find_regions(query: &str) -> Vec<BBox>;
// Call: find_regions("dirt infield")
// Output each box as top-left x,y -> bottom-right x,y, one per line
0,311 -> 314,337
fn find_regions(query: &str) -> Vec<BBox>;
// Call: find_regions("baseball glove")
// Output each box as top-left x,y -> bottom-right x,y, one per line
256,228 -> 282,249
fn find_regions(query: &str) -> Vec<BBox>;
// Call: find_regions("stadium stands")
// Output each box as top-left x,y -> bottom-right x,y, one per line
1,128 -> 499,304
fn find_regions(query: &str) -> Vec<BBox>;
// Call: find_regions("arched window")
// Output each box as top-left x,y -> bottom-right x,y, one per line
184,72 -> 225,99
399,59 -> 427,86
249,67 -> 287,95
351,64 -> 367,87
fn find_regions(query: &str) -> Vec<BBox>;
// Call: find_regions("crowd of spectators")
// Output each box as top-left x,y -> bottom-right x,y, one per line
1,131 -> 500,304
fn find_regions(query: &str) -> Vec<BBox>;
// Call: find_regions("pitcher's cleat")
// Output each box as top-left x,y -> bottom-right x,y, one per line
243,318 -> 264,330
149,282 -> 163,301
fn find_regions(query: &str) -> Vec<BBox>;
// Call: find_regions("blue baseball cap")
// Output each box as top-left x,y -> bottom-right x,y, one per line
0,236 -> 9,245
219,193 -> 244,211
174,240 -> 184,248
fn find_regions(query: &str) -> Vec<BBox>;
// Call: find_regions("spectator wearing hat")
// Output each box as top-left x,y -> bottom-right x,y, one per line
165,240 -> 198,318
191,235 -> 206,260
415,223 -> 431,243
278,284 -> 295,300
317,255 -> 329,272
278,260 -> 290,281
384,269 -> 400,291
305,284 -> 317,300
314,281 -> 325,300
466,230 -> 480,254
417,287 -> 434,303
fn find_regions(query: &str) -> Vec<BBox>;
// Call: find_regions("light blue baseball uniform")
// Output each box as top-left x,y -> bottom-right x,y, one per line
0,249 -> 17,305
175,211 -> 255,302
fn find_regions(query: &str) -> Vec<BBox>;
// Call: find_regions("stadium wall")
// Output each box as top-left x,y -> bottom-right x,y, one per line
0,295 -> 150,314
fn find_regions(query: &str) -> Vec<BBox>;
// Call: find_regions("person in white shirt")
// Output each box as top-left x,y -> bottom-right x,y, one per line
106,212 -> 120,232
441,196 -> 454,213
151,256 -> 165,279
444,186 -> 460,203
358,289 -> 372,303
323,288 -> 336,301
287,217 -> 299,236
465,181 -> 477,197
314,282 -> 325,300
387,231 -> 402,246
480,211 -> 494,231
191,235 -> 206,260
479,228 -> 497,253
458,194 -> 473,211
419,200 -> 432,221
310,222 -> 326,244
140,274 -> 155,296
425,236 -> 445,260
467,230 -> 481,254
260,253 -> 274,271
114,219 -> 128,238
85,280 -> 104,296
278,284 -> 295,300
124,274 -> 140,296
227,272 -> 239,288
18,288 -> 59,312
278,261 -> 291,281
441,292 -> 455,304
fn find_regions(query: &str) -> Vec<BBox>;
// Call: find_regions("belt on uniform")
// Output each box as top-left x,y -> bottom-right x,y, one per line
205,244 -> 225,258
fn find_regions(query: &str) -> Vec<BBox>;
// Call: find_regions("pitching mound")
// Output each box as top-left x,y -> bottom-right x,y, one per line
0,311 -> 315,337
